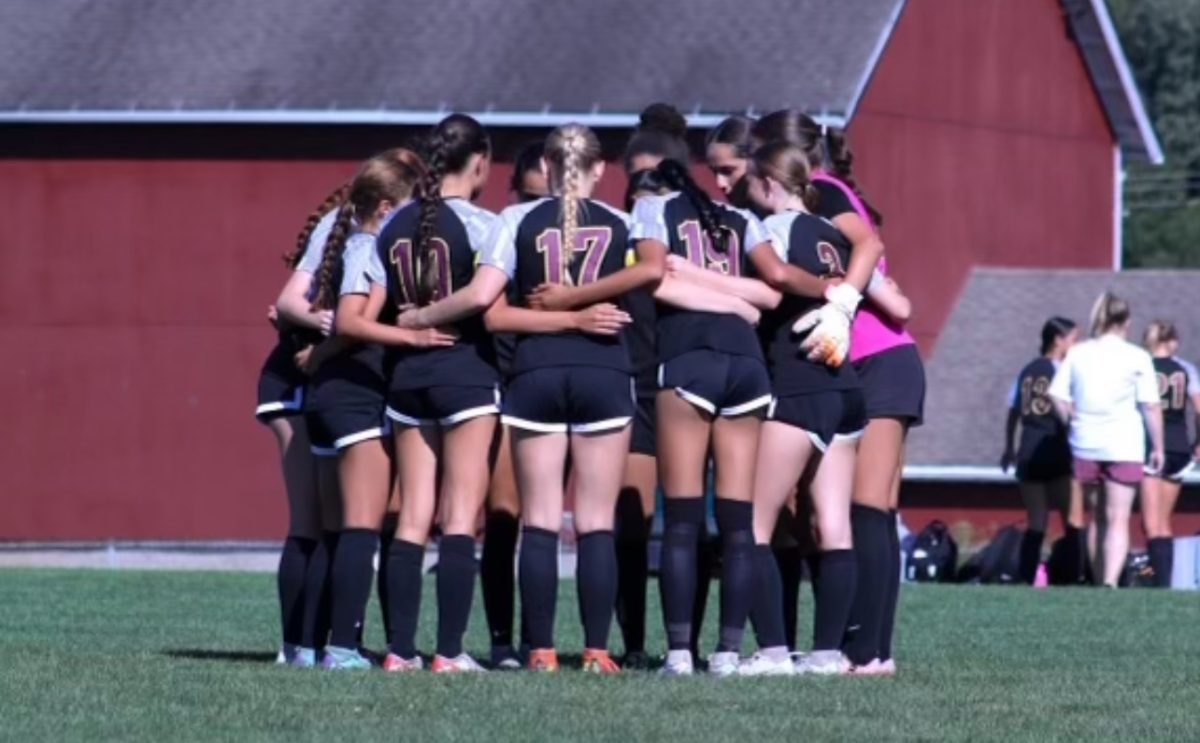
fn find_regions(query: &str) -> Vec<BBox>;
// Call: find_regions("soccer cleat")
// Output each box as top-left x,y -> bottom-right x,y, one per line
658,650 -> 694,677
849,658 -> 896,677
622,651 -> 651,671
382,653 -> 424,673
431,654 -> 487,674
321,645 -> 372,670
737,651 -> 795,677
707,652 -> 741,678
490,646 -> 522,671
276,643 -> 299,665
793,650 -> 851,676
290,647 -> 317,669
581,649 -> 621,675
526,649 -> 560,673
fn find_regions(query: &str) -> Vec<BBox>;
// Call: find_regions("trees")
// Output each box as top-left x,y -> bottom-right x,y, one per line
1107,0 -> 1200,267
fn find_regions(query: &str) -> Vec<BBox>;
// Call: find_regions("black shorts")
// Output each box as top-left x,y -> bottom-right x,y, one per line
1016,437 -> 1072,483
658,350 -> 772,417
502,367 -> 635,434
630,393 -> 656,456
387,385 -> 500,428
767,390 -> 867,452
852,344 -> 925,426
305,361 -> 391,457
1148,452 -> 1195,483
255,342 -> 306,422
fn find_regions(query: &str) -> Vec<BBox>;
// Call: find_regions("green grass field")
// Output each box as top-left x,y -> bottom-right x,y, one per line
0,569 -> 1196,742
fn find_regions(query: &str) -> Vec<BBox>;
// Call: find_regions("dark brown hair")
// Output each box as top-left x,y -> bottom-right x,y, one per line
283,183 -> 350,268
415,114 -> 490,303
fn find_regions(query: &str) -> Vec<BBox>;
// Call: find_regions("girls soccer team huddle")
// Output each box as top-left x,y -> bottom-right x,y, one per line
255,103 -> 925,676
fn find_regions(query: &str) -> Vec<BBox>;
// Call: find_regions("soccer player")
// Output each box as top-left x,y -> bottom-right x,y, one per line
1048,292 -> 1164,588
262,184 -> 346,667
1141,321 -> 1199,586
335,114 -> 499,672
291,151 -> 425,669
1001,317 -> 1081,585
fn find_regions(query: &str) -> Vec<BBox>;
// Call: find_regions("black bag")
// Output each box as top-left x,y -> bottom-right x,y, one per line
1046,532 -> 1090,585
957,525 -> 1023,584
905,520 -> 958,583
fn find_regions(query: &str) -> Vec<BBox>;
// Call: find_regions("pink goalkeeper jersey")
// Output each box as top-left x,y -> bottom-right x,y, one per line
811,172 -> 915,362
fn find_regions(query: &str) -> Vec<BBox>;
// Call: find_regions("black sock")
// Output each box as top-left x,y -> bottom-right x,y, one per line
843,505 -> 890,665
691,533 -> 716,657
1063,526 -> 1086,585
1148,537 -> 1174,588
377,514 -> 398,640
577,531 -> 617,651
879,511 -> 901,660
300,532 -> 337,649
1019,529 -> 1045,585
660,497 -> 704,651
776,545 -> 804,652
715,499 -> 754,653
329,528 -> 379,648
519,526 -> 559,649
481,510 -> 519,649
813,549 -> 857,651
436,534 -> 477,658
386,539 -> 425,658
751,545 -> 788,649
614,489 -> 650,655
277,536 -> 316,647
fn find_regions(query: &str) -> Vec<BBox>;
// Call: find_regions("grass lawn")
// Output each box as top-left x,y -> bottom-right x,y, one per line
0,568 -> 1196,742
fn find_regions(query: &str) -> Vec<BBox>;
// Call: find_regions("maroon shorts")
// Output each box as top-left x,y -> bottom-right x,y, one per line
1073,458 -> 1143,486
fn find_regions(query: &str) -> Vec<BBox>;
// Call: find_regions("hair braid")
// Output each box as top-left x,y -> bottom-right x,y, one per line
823,128 -> 883,225
311,202 -> 356,310
657,159 -> 727,255
415,134 -> 447,305
284,182 -> 350,267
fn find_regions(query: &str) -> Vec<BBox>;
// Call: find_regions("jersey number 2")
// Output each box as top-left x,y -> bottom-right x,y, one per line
389,238 -> 452,304
535,227 -> 612,285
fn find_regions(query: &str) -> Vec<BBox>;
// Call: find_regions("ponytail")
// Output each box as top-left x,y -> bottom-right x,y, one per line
1089,291 -> 1131,338
545,124 -> 602,282
1143,319 -> 1177,351
823,127 -> 883,226
284,183 -> 350,267
311,202 -> 356,310
656,158 -> 727,255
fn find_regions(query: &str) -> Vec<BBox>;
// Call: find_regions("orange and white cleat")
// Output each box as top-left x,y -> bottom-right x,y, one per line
526,648 -> 560,673
382,653 -> 424,673
431,654 -> 487,674
581,649 -> 621,675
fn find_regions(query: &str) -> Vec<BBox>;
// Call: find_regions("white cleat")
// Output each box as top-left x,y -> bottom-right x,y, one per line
658,650 -> 694,676
707,652 -> 741,677
737,651 -> 796,677
793,649 -> 851,676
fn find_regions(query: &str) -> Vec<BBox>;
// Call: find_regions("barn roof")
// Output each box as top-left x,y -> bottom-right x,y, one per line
0,0 -> 1160,160
0,0 -> 904,129
907,268 -> 1200,473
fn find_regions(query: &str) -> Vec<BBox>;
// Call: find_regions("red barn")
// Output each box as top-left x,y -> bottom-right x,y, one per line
0,0 -> 1160,540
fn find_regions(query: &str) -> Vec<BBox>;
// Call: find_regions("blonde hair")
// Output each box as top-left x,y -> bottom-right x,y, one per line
1143,319 -> 1178,350
1088,291 -> 1131,338
544,124 -> 602,282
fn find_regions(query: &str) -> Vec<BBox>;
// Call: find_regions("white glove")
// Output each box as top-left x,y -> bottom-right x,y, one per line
792,284 -> 862,367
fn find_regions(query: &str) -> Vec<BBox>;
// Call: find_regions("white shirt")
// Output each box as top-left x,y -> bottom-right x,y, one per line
1048,334 -> 1159,462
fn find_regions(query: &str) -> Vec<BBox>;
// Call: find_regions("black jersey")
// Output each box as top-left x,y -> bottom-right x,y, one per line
1153,356 -> 1190,453
1011,357 -> 1067,452
621,288 -> 657,395
630,192 -> 773,363
758,211 -> 858,397
375,198 -> 499,390
481,197 -> 633,375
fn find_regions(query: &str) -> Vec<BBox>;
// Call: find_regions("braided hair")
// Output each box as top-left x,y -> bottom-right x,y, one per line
309,149 -> 426,310
544,124 -> 602,282
655,158 -> 728,256
283,182 -> 350,267
752,109 -> 883,226
415,114 -> 490,304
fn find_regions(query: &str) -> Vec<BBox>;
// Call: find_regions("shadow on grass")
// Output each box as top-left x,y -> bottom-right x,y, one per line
163,648 -> 278,664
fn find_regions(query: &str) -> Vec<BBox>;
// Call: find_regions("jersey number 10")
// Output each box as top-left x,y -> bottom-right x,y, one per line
389,238 -> 453,304
535,227 -> 613,286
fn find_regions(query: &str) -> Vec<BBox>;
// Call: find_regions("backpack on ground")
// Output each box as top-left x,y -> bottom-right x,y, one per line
904,520 -> 958,583
957,525 -> 1022,584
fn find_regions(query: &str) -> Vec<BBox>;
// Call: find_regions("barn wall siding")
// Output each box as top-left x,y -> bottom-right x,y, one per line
849,0 -> 1116,351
